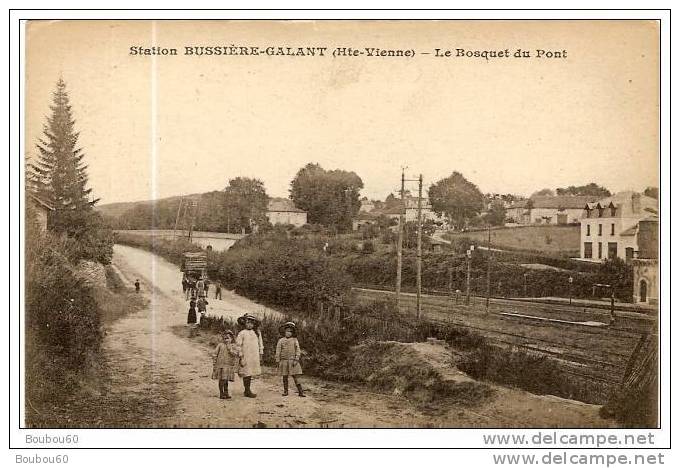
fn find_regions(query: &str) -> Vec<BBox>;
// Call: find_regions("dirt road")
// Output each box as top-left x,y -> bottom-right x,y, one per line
107,244 -> 615,428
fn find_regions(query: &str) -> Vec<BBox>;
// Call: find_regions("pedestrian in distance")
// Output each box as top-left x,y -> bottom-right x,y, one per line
212,330 -> 239,400
134,279 -> 140,293
214,282 -> 222,300
236,313 -> 264,398
197,297 -> 209,325
181,275 -> 188,297
187,298 -> 197,325
276,322 -> 305,397
196,278 -> 206,298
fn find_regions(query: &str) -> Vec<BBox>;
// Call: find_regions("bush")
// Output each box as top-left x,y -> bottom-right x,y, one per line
362,240 -> 376,254
25,229 -> 103,419
117,231 -> 352,312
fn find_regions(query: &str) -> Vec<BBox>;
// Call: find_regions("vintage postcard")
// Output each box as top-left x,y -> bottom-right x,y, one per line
20,17 -> 661,439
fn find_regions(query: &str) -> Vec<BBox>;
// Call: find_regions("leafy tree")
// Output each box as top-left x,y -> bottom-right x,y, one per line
403,220 -> 436,249
532,188 -> 554,197
596,257 -> 633,302
289,163 -> 364,232
428,172 -> 485,229
643,186 -> 659,199
223,177 -> 269,233
555,183 -> 611,197
383,193 -> 402,211
29,78 -> 97,235
484,201 -> 507,226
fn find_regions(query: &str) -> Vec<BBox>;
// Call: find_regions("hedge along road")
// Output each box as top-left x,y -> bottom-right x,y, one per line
108,244 -> 613,429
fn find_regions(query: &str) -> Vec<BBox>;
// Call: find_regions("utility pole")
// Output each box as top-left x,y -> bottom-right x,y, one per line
447,266 -> 453,309
395,168 -> 405,309
173,197 -> 184,240
416,174 -> 423,319
485,224 -> 491,313
466,246 -> 473,305
188,200 -> 198,242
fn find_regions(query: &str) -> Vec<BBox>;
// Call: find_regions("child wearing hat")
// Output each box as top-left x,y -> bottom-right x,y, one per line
275,322 -> 305,397
212,330 -> 239,399
236,313 -> 264,398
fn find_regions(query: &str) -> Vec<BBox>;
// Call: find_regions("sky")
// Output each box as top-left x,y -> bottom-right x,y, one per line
25,20 -> 659,204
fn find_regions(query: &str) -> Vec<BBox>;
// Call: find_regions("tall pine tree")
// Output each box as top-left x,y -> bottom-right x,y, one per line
29,78 -> 98,235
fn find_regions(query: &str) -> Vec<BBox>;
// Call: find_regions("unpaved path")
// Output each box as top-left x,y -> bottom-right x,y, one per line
107,244 -> 615,428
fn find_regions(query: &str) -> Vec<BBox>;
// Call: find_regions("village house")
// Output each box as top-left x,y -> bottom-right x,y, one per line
28,194 -> 54,231
359,199 -> 375,213
579,191 -> 658,262
505,200 -> 530,224
505,195 -> 598,225
265,197 -> 308,227
527,195 -> 599,225
381,195 -> 441,223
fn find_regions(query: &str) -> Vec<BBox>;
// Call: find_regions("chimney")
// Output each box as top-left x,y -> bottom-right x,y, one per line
631,193 -> 641,214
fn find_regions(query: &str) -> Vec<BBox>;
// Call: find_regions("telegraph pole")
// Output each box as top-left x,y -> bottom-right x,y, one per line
395,169 -> 405,309
485,224 -> 491,313
188,200 -> 198,242
416,174 -> 423,319
173,197 -> 184,240
465,246 -> 472,305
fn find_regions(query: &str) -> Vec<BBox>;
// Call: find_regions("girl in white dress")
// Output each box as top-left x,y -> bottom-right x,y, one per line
236,313 -> 264,398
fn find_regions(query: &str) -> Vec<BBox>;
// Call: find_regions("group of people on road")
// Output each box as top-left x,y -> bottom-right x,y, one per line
211,314 -> 305,400
184,274 -> 225,326
182,274 -> 222,301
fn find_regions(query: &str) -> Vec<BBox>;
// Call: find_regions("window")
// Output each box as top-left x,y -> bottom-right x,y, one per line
586,224 -> 591,236
598,242 -> 603,259
625,247 -> 635,261
611,223 -> 615,235
608,242 -> 618,259
584,242 -> 593,259
598,224 -> 602,236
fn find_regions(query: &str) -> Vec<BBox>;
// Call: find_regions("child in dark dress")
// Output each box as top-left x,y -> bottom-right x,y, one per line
187,298 -> 197,325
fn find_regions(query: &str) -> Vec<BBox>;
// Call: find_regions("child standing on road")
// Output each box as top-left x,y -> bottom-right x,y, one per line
276,322 -> 305,397
197,297 -> 209,325
187,298 -> 197,325
134,279 -> 140,293
236,313 -> 264,398
212,330 -> 239,399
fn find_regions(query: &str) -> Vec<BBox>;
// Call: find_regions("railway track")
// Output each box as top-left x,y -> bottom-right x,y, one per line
354,288 -> 651,386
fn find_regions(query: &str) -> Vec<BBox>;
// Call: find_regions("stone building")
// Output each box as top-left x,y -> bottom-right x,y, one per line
265,198 -> 308,227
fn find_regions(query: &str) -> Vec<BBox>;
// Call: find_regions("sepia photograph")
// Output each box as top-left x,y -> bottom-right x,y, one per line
20,17 -> 661,435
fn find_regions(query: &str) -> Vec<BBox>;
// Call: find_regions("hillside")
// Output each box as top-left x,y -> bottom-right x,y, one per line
96,193 -> 202,218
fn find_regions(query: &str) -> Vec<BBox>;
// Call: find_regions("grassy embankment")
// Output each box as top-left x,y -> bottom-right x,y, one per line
25,237 -> 161,427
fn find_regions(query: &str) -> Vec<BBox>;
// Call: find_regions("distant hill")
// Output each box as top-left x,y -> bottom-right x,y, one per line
96,193 -> 202,219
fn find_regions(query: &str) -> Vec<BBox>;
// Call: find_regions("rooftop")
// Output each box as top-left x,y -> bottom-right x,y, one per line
267,198 -> 306,213
530,195 -> 600,209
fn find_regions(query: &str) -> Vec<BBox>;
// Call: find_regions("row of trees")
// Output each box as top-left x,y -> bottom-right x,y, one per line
112,177 -> 270,234
111,162 -> 365,234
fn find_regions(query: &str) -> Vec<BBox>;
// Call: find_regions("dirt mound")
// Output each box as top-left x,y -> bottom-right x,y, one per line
346,340 -> 495,406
